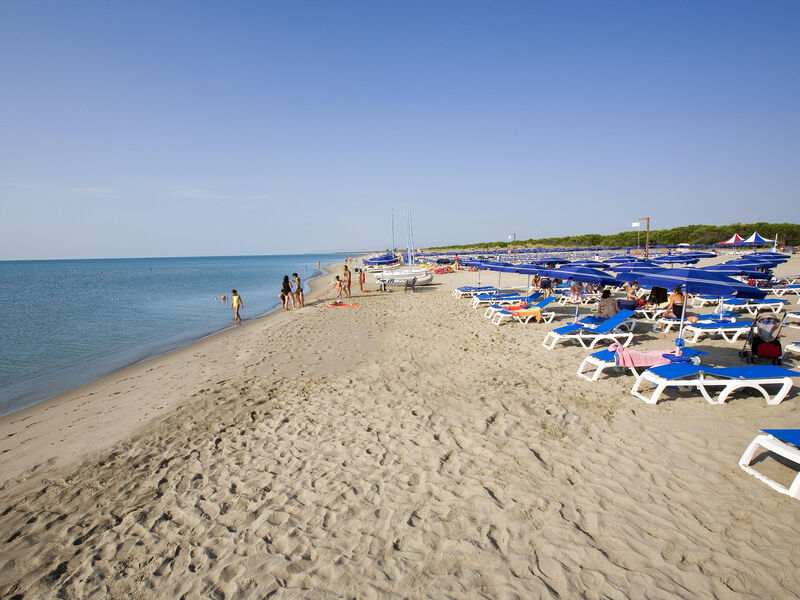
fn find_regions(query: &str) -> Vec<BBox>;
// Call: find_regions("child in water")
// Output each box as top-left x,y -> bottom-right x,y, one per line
230,290 -> 243,324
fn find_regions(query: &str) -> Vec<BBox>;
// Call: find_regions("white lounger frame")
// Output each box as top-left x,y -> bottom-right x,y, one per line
718,300 -> 786,315
577,353 -> 701,382
739,434 -> 800,499
689,295 -> 722,308
578,356 -> 642,381
681,323 -> 751,344
541,321 -> 637,350
490,308 -> 556,326
631,370 -> 795,405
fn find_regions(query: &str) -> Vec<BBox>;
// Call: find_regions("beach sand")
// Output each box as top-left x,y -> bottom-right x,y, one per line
1,258 -> 800,599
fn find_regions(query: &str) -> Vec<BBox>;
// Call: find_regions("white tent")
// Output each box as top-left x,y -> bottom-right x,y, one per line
740,232 -> 771,245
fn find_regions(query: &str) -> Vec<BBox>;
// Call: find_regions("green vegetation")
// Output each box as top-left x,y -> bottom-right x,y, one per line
426,222 -> 800,251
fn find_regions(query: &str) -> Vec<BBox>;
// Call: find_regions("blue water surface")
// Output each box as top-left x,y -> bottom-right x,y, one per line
0,253 -> 345,416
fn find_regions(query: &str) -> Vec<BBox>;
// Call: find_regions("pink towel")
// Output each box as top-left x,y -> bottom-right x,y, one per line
608,342 -> 672,368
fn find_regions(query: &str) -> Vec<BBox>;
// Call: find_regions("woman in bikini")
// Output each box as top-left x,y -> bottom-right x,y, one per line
664,285 -> 685,319
292,272 -> 304,308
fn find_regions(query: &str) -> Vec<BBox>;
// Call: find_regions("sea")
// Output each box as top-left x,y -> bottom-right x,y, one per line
0,253 -> 348,417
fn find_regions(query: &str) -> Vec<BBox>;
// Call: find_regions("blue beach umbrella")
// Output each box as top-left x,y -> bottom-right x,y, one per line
636,267 -> 767,351
544,265 -> 621,286
611,263 -> 663,284
571,260 -> 611,270
544,265 -> 622,321
723,258 -> 780,271
652,255 -> 700,265
682,251 -> 717,259
605,255 -> 640,264
701,265 -> 773,280
532,257 -> 572,266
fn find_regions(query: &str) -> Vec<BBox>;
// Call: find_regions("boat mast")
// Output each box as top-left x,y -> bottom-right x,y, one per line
391,209 -> 396,256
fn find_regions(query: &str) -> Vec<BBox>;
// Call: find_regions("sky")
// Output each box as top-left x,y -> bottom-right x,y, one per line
1,1 -> 798,259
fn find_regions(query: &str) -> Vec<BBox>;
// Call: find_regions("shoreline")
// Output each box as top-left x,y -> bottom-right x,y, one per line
0,262 -> 336,421
0,261 -> 344,493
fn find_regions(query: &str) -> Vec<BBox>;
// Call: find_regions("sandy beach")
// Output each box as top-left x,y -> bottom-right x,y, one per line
2,257 -> 800,599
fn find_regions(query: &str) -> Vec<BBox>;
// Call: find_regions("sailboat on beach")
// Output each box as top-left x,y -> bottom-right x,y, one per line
372,206 -> 433,286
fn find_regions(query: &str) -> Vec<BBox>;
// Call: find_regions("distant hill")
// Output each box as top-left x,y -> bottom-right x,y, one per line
425,222 -> 800,251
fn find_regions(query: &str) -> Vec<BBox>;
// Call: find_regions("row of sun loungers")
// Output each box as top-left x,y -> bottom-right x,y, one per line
454,277 -> 800,499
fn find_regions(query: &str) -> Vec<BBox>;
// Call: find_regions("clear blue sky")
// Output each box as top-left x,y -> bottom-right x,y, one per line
1,1 -> 798,259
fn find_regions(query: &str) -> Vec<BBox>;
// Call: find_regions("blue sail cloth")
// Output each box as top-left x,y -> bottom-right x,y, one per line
636,267 -> 767,299
364,253 -> 398,265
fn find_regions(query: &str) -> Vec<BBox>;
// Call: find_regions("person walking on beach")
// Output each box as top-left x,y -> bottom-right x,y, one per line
358,268 -> 366,292
230,290 -> 243,324
292,272 -> 304,308
540,276 -> 552,298
343,265 -> 352,298
279,275 -> 294,310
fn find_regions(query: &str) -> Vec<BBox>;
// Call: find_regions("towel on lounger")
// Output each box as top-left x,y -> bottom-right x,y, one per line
608,342 -> 671,368
514,307 -> 542,320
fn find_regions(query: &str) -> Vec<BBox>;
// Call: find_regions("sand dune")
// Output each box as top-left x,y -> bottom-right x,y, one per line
1,260 -> 800,598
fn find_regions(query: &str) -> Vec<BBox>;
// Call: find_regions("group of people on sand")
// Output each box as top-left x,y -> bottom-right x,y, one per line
333,265 -> 352,298
279,273 -> 305,310
592,281 -> 685,322
225,272 -> 306,325
332,264 -> 368,298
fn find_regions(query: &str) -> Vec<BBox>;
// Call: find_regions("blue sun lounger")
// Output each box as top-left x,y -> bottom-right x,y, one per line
651,311 -> 739,333
541,309 -> 637,350
577,347 -> 708,381
489,296 -> 556,325
681,319 -> 754,344
471,291 -> 540,309
718,298 -> 786,314
739,429 -> 800,499
631,364 -> 800,405
452,285 -> 497,298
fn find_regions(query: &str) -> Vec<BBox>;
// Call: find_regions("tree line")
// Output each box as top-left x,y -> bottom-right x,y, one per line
425,222 -> 800,251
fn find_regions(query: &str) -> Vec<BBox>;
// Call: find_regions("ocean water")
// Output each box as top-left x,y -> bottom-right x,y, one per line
0,253 -> 346,417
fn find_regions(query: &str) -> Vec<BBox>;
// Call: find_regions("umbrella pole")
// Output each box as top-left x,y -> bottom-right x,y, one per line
676,290 -> 687,356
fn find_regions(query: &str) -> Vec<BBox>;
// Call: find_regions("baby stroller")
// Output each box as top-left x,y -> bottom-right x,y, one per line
738,309 -> 786,365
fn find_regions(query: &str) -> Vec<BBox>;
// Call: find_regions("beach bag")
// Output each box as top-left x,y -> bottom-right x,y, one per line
752,338 -> 782,358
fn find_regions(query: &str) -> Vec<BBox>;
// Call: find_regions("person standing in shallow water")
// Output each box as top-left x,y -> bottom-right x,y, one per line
230,290 -> 243,324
